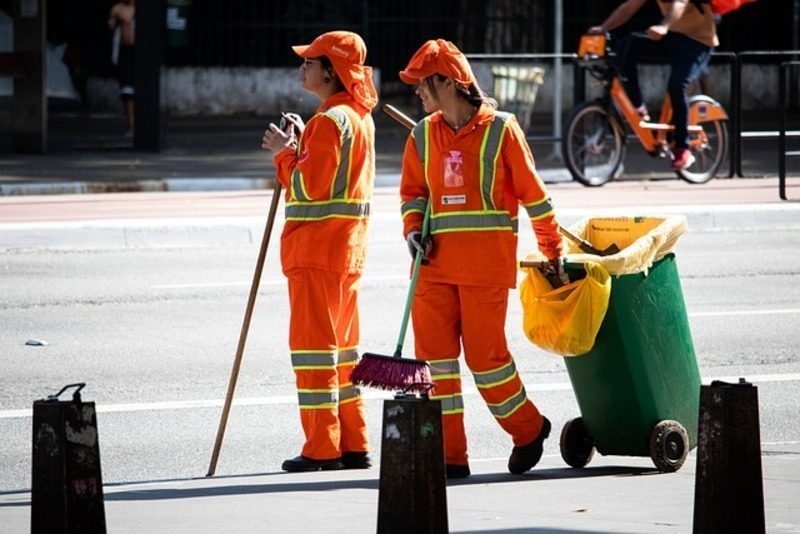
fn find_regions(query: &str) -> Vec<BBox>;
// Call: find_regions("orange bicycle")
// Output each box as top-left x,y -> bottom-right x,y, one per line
563,33 -> 729,186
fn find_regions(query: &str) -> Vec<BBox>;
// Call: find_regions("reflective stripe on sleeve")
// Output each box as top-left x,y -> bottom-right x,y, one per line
401,197 -> 428,219
524,197 -> 555,220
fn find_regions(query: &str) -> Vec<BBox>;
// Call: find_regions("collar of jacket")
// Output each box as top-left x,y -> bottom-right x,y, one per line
428,103 -> 496,130
317,90 -> 370,116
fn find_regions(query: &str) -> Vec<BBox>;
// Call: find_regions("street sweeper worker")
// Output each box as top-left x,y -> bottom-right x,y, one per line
398,39 -> 567,479
261,30 -> 377,473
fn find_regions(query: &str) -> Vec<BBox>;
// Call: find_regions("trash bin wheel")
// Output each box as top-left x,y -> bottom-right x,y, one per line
560,417 -> 596,468
649,420 -> 689,473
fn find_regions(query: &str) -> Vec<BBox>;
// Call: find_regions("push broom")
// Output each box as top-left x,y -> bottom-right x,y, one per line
350,105 -> 433,393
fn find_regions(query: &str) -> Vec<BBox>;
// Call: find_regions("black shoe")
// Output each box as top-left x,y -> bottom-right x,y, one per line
281,455 -> 343,473
508,417 -> 552,475
445,464 -> 471,479
342,451 -> 372,469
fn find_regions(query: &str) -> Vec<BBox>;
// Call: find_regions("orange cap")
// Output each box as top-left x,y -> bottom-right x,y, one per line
399,39 -> 476,86
292,31 -> 378,110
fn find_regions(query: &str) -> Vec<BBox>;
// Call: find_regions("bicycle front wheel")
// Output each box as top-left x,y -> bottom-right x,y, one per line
563,101 -> 626,187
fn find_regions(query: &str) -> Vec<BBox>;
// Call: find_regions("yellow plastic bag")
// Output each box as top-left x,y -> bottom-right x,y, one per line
519,262 -> 611,357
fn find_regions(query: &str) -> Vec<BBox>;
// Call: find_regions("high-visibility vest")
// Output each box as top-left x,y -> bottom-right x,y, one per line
403,111 -> 555,235
286,105 -> 371,222
277,96 -> 375,274
399,108 -> 560,287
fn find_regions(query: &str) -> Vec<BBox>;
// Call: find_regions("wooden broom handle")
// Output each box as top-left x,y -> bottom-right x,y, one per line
207,180 -> 282,477
383,104 -> 417,131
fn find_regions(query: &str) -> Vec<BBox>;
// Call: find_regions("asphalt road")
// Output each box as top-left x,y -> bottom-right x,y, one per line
1,220 -> 799,492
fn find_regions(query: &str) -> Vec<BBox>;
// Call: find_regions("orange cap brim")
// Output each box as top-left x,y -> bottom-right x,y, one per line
399,68 -> 431,85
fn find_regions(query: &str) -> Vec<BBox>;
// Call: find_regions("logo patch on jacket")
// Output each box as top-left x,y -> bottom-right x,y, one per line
442,194 -> 467,205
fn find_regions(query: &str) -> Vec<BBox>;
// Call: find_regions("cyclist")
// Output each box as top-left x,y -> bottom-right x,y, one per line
589,0 -> 718,170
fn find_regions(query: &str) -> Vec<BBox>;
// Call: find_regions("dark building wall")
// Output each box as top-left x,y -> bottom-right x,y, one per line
13,0 -> 795,96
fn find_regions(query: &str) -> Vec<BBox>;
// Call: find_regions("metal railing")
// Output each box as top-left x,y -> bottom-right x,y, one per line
779,61 -> 800,200
735,51 -> 800,178
469,50 -> 800,189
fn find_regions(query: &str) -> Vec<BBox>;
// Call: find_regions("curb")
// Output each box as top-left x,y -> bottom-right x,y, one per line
0,177 -> 274,196
2,203 -> 798,251
0,171 -> 572,196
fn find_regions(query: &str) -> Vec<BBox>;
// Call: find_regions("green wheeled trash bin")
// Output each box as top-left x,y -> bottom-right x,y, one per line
556,216 -> 700,473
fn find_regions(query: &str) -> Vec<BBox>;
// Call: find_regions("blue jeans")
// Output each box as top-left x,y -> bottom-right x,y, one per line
617,32 -> 713,150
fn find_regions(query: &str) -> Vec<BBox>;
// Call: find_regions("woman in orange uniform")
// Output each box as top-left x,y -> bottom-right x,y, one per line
262,31 -> 377,473
398,39 -> 567,478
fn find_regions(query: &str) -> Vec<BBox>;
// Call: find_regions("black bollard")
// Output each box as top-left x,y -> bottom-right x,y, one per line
32,383 -> 107,534
377,394 -> 448,534
693,379 -> 765,534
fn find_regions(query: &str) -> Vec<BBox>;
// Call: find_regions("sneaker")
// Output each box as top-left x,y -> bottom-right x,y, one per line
671,148 -> 696,171
635,104 -> 650,122
508,417 -> 552,475
445,464 -> 471,479
281,455 -> 343,472
341,451 -> 372,469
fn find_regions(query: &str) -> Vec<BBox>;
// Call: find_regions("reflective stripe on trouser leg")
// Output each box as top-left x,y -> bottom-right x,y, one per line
287,268 -> 369,460
411,278 -> 469,465
459,284 -> 543,446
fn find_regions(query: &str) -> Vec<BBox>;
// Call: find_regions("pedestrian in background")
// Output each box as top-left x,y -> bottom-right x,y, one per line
261,30 -> 378,473
108,0 -> 135,136
397,39 -> 566,479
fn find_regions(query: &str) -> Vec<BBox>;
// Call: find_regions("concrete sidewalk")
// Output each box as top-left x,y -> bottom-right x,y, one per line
1,178 -> 799,251
1,111 -> 796,197
1,444 -> 797,533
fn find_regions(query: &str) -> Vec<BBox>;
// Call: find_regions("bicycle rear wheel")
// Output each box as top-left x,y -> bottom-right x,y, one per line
563,101 -> 626,187
677,101 -> 728,184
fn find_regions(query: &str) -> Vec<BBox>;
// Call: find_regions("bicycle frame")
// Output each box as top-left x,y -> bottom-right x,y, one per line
580,34 -> 729,157
567,33 -> 730,186
609,78 -> 728,155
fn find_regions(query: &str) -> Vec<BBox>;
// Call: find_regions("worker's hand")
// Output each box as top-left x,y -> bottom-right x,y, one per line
646,24 -> 668,40
406,231 -> 433,264
587,25 -> 605,35
262,122 -> 296,153
541,258 -> 570,288
280,112 -> 305,136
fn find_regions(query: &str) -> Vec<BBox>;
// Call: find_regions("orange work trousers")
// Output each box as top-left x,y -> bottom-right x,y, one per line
411,279 -> 545,466
286,268 -> 369,461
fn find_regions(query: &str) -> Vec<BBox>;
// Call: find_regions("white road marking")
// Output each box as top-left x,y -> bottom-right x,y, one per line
690,308 -> 800,317
3,373 -> 800,420
153,274 -> 408,289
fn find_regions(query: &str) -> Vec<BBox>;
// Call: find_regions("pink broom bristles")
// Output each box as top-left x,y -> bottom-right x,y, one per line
352,353 -> 432,393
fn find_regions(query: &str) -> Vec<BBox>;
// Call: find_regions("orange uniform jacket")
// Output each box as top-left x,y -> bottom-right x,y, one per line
274,92 -> 375,274
400,105 -> 561,287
